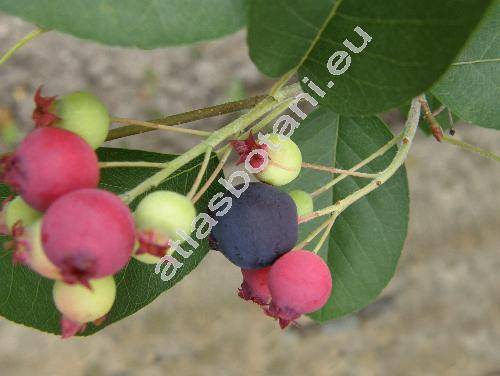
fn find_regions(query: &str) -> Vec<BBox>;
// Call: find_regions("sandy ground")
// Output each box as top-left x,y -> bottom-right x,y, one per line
0,15 -> 499,376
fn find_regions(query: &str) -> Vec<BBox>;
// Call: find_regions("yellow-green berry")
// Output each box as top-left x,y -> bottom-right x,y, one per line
55,91 -> 110,149
256,134 -> 302,186
289,190 -> 314,216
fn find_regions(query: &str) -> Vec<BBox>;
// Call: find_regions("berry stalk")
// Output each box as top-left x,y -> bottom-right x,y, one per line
312,214 -> 337,254
187,146 -> 213,200
191,148 -> 232,205
0,27 -> 47,68
300,97 -> 421,223
310,133 -> 405,198
441,135 -> 500,163
106,95 -> 268,141
301,162 -> 377,178
120,84 -> 301,204
110,117 -> 211,137
295,216 -> 336,249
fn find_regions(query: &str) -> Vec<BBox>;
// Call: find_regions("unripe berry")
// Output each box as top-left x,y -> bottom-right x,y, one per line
266,250 -> 332,329
230,133 -> 302,186
238,267 -> 271,306
33,87 -> 110,149
0,127 -> 100,211
12,219 -> 61,280
134,190 -> 197,264
0,196 -> 41,234
210,182 -> 298,269
288,190 -> 314,217
53,276 -> 116,338
256,134 -> 302,186
42,189 -> 135,287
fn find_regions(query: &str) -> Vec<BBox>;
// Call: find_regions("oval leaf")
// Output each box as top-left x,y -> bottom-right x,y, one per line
0,0 -> 248,48
287,107 -> 409,320
432,1 -> 500,130
248,0 -> 494,115
0,147 -> 224,336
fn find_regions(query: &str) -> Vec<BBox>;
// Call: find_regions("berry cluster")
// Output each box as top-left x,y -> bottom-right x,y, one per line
210,182 -> 331,328
0,87 -> 332,336
0,87 -> 199,338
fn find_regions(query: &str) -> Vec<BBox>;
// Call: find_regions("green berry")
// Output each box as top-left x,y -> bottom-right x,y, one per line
134,191 -> 197,264
55,91 -> 110,149
20,219 -> 62,280
53,276 -> 116,325
256,134 -> 302,186
3,196 -> 42,233
289,190 -> 314,216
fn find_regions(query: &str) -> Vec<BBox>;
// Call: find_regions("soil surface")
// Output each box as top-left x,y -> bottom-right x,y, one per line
0,15 -> 499,376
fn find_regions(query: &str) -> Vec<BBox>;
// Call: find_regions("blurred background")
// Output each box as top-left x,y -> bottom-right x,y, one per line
1,14 -> 499,376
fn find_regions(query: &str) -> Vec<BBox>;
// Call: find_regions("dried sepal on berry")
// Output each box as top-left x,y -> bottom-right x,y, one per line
136,229 -> 171,258
53,276 -> 116,338
230,131 -> 268,169
32,86 -> 60,128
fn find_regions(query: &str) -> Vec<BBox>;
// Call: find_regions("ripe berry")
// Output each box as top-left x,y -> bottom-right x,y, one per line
42,189 -> 135,287
0,196 -> 41,235
288,190 -> 314,216
210,182 -> 298,269
266,250 -> 332,329
33,87 -> 110,149
53,276 -> 116,338
238,267 -> 271,306
12,219 -> 61,280
0,127 -> 100,211
134,190 -> 197,264
256,134 -> 302,186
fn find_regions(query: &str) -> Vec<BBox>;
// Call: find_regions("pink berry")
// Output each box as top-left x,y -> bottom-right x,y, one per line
42,189 -> 135,287
266,250 -> 332,329
238,267 -> 271,306
0,127 -> 99,211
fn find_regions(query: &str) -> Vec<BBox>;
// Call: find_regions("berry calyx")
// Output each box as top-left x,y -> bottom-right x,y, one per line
238,267 -> 271,306
32,86 -> 60,128
42,189 -> 136,287
0,127 -> 100,211
133,190 -> 197,264
11,219 -> 61,280
266,250 -> 332,329
256,134 -> 302,186
288,190 -> 314,217
230,131 -> 268,169
33,87 -> 110,149
0,196 -> 42,235
53,276 -> 116,338
210,182 -> 298,269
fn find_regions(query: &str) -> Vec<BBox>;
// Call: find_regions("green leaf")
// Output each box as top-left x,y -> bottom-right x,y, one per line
0,0 -> 247,48
0,147 -> 224,336
432,1 -> 500,130
248,0 -> 494,115
287,107 -> 409,320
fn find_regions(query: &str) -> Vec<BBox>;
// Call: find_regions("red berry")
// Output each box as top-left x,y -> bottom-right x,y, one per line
0,127 -> 99,211
238,267 -> 271,306
42,189 -> 135,287
266,250 -> 332,329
